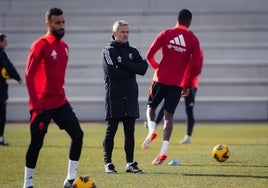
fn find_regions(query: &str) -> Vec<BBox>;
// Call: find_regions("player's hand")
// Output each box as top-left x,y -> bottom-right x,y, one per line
181,88 -> 189,98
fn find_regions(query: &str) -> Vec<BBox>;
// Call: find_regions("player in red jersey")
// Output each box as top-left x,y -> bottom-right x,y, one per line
144,49 -> 203,144
141,9 -> 202,165
23,8 -> 84,188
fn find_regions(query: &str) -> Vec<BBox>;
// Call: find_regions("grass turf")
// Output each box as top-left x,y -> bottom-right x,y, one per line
0,122 -> 267,187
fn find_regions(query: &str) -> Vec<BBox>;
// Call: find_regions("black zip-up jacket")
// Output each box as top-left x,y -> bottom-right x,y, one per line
0,48 -> 21,101
102,40 -> 148,120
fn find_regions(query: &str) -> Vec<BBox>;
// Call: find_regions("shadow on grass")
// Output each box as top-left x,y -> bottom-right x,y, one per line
182,164 -> 268,168
183,173 -> 268,179
228,143 -> 268,146
140,171 -> 268,180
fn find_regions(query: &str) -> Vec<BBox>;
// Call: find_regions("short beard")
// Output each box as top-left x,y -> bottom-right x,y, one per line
51,29 -> 65,39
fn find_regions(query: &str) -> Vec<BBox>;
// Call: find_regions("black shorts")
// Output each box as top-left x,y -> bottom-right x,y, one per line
29,102 -> 81,135
147,81 -> 182,114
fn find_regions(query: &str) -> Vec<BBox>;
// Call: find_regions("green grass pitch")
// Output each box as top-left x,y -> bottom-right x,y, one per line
0,122 -> 267,187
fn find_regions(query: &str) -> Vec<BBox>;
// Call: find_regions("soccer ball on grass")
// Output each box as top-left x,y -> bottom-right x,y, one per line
72,175 -> 96,188
211,144 -> 230,162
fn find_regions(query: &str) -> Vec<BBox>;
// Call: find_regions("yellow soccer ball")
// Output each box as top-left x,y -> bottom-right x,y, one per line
72,176 -> 96,188
211,144 -> 230,162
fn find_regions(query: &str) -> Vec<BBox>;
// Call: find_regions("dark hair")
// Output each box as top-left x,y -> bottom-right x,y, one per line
0,33 -> 6,41
178,9 -> 192,26
46,7 -> 63,22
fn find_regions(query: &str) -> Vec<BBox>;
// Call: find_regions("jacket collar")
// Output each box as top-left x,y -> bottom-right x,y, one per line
110,37 -> 129,48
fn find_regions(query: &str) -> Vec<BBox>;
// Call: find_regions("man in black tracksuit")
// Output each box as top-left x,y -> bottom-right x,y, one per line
101,20 -> 148,173
0,33 -> 22,146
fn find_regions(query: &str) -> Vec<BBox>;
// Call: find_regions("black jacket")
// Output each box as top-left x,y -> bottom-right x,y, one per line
0,48 -> 21,101
102,40 -> 148,120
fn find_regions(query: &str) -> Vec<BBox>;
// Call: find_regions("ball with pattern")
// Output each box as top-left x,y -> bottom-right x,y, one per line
211,144 -> 230,162
72,176 -> 96,188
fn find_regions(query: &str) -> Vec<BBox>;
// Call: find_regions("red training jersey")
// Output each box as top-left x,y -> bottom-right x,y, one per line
25,33 -> 68,111
146,25 -> 201,88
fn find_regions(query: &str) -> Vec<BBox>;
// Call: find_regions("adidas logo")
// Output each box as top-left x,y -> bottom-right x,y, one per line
169,34 -> 186,47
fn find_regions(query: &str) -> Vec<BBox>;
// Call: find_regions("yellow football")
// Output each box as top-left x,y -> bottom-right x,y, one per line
212,144 -> 230,162
72,175 -> 96,188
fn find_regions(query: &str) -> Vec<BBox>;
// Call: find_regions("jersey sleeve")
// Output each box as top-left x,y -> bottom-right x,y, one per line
25,39 -> 46,111
196,49 -> 204,76
146,31 -> 164,69
183,39 -> 201,88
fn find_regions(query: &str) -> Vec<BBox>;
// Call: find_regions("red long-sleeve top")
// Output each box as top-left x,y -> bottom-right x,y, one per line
185,49 -> 204,88
25,33 -> 68,111
146,25 -> 201,88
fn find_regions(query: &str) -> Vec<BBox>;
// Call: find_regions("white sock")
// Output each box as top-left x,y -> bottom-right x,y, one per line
67,160 -> 79,180
23,167 -> 35,188
160,140 -> 169,154
147,121 -> 156,134
185,135 -> 191,139
105,163 -> 111,167
126,162 -> 133,168
0,136 -> 3,142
